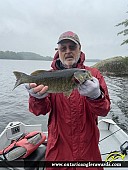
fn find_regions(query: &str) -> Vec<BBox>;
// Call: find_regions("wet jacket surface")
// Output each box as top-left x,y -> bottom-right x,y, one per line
29,52 -> 110,170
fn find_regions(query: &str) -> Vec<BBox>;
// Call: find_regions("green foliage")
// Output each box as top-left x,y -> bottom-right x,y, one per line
123,56 -> 128,65
116,12 -> 128,46
92,56 -> 128,76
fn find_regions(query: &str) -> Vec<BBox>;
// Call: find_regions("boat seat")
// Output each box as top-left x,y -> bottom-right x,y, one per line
24,145 -> 46,170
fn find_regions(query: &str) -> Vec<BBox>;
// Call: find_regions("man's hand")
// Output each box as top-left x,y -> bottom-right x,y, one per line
25,83 -> 48,99
78,77 -> 101,99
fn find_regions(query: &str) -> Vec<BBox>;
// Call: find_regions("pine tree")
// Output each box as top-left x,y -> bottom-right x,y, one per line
116,11 -> 128,45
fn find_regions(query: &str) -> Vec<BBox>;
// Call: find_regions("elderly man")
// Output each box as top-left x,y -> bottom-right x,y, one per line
26,31 -> 110,170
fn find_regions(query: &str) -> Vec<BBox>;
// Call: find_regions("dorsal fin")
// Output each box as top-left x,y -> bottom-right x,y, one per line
30,70 -> 47,76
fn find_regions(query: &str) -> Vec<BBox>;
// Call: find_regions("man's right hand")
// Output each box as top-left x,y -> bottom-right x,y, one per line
25,83 -> 49,99
29,83 -> 48,95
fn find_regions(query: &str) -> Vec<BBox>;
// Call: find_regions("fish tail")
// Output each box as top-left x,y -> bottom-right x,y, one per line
13,71 -> 29,90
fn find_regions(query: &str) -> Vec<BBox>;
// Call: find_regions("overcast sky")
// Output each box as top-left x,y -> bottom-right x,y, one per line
0,0 -> 127,59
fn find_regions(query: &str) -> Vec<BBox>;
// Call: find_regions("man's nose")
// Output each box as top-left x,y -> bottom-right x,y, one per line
65,47 -> 71,53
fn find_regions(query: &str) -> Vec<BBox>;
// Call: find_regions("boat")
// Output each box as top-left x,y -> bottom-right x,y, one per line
98,118 -> 128,169
0,118 -> 128,170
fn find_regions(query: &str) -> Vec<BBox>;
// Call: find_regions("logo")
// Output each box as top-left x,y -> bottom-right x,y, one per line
105,151 -> 126,162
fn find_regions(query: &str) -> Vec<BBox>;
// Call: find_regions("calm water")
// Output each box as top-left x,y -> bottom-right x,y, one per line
0,60 -> 128,134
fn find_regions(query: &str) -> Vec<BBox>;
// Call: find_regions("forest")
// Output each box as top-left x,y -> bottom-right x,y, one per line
0,51 -> 53,61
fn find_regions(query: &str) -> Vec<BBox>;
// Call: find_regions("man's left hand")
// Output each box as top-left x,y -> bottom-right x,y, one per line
78,77 -> 101,99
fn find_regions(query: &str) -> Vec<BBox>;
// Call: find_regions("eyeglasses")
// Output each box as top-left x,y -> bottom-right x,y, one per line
58,45 -> 77,52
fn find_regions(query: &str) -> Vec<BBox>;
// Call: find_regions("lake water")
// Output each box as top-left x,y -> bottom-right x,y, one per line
0,60 -> 128,134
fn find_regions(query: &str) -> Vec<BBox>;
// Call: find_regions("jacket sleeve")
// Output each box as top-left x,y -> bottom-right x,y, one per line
86,69 -> 111,117
29,94 -> 51,116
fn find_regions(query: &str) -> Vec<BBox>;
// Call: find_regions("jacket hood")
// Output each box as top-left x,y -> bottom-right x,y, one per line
51,51 -> 86,70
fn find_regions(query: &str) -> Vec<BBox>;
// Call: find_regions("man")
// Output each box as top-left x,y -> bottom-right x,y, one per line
26,31 -> 110,170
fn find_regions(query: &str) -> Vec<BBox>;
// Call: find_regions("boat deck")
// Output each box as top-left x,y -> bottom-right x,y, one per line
99,118 -> 128,169
100,130 -> 121,158
0,120 -> 128,170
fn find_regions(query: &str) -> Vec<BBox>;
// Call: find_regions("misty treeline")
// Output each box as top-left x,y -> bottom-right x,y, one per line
0,50 -> 100,62
0,51 -> 53,60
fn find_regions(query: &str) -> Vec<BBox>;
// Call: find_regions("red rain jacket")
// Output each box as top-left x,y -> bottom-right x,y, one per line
29,52 -> 110,170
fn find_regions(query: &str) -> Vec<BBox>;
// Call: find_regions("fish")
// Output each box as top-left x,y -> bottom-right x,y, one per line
13,68 -> 93,96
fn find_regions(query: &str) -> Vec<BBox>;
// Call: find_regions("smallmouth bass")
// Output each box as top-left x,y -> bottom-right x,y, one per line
13,68 -> 92,96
